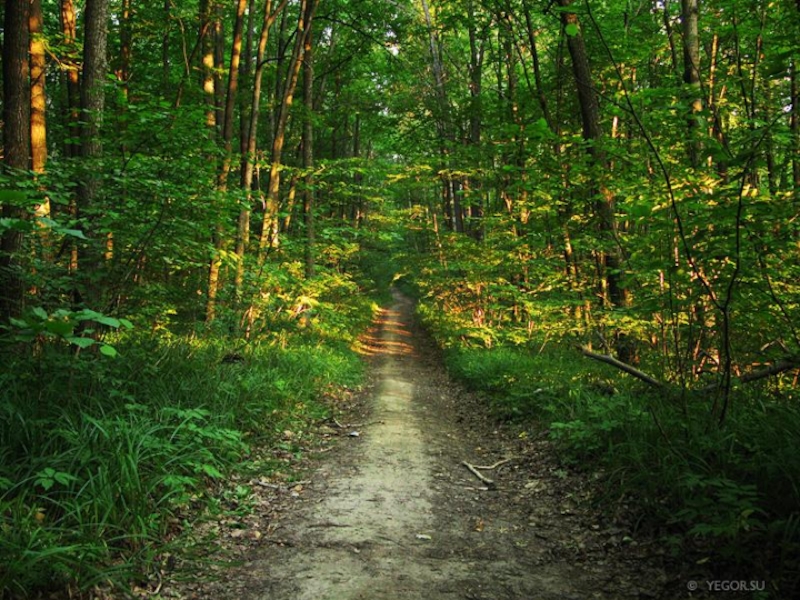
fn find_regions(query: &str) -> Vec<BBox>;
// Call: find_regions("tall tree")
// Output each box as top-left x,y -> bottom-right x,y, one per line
30,0 -> 47,179
76,0 -> 110,295
557,0 -> 628,355
258,0 -> 320,256
1,0 -> 32,321
681,0 -> 702,168
303,23 -> 316,278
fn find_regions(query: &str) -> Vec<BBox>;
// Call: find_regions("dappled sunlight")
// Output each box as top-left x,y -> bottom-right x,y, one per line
355,308 -> 417,357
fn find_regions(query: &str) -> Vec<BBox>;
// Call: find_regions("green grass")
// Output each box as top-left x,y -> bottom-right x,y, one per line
416,296 -> 800,597
0,331 -> 364,598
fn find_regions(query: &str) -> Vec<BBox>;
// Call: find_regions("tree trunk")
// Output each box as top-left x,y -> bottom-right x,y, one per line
78,0 -> 110,275
30,0 -> 47,178
60,0 -> 81,161
466,0 -> 484,239
303,24 -> 316,278
258,0 -> 320,257
205,0 -> 248,323
1,0 -> 32,321
236,0 -> 289,292
558,0 -> 629,357
60,0 -> 80,277
681,0 -> 702,168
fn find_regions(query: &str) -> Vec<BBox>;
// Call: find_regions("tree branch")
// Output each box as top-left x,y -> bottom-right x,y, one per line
579,347 -> 666,388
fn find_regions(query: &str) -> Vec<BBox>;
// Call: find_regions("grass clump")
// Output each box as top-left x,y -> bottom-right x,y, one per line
0,331 -> 364,598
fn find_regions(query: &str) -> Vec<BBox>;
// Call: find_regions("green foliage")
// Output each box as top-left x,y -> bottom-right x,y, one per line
2,307 -> 133,357
0,326 -> 364,597
434,336 -> 800,589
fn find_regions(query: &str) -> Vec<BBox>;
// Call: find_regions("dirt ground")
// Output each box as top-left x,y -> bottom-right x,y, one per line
159,291 -> 715,600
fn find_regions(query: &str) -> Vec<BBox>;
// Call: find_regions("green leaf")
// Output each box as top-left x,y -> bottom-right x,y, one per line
200,464 -> 224,479
94,315 -> 121,328
565,23 -> 580,37
99,344 -> 118,357
45,320 -> 74,337
61,228 -> 88,240
31,307 -> 48,320
66,336 -> 96,349
0,190 -> 28,204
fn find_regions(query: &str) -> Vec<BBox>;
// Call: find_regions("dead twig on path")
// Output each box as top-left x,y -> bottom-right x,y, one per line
462,461 -> 497,489
472,458 -> 515,471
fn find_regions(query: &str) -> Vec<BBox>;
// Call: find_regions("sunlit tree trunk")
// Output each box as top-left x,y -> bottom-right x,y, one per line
303,24 -> 316,278
205,0 -> 248,322
60,0 -> 80,277
200,0 -> 218,131
258,0 -> 320,258
28,0 -> 50,293
30,0 -> 47,180
236,0 -> 288,292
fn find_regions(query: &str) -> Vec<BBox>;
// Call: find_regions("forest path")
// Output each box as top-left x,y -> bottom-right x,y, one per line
186,290 -> 667,600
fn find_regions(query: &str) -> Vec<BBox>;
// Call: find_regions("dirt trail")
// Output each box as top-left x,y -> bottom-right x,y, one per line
196,291 -> 670,600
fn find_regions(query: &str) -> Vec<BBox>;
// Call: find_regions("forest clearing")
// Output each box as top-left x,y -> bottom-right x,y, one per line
1,0 -> 798,598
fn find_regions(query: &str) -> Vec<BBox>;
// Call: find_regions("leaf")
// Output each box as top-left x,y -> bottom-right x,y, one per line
0,190 -> 28,204
45,320 -> 74,337
66,336 -> 96,349
31,307 -> 48,320
201,464 -> 224,479
60,228 -> 88,240
99,344 -> 118,357
565,23 -> 580,37
94,315 -> 121,328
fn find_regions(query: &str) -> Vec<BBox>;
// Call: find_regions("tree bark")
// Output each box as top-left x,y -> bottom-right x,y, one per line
681,0 -> 702,168
303,24 -> 316,278
258,0 -> 320,257
558,0 -> 629,357
1,0 -> 32,321
30,0 -> 47,178
78,0 -> 110,222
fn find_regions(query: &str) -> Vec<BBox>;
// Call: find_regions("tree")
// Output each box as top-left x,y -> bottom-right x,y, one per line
1,0 -> 32,321
76,0 -> 110,299
258,0 -> 320,255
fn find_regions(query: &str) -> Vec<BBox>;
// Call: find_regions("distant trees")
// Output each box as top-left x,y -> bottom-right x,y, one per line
0,0 -> 404,336
391,0 -> 800,402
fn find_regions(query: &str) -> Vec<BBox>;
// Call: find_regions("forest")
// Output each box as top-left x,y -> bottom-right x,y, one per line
1,0 -> 798,597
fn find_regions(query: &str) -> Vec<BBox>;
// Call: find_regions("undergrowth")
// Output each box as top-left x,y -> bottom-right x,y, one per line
0,334 -> 365,597
417,298 -> 800,598
0,269 -> 379,599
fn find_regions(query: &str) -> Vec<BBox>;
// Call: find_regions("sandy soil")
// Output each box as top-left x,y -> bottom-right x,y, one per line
163,291 -> 688,600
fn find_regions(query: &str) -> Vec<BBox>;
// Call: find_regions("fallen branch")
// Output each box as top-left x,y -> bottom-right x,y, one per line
580,346 -> 799,393
701,356 -> 800,392
579,347 -> 665,389
462,461 -> 496,489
